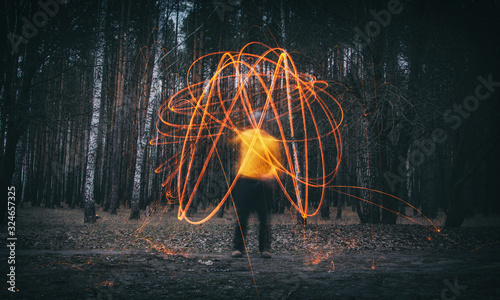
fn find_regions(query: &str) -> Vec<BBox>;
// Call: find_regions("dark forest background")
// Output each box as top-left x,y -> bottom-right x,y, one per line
1,0 -> 499,227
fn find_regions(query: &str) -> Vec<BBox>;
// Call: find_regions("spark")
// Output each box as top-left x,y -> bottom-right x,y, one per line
142,237 -> 189,258
39,262 -> 85,271
98,280 -> 115,287
329,261 -> 335,272
306,251 -> 332,267
470,242 -> 500,253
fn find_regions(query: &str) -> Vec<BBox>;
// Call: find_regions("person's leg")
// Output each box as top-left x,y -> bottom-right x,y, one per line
232,179 -> 251,253
257,181 -> 272,254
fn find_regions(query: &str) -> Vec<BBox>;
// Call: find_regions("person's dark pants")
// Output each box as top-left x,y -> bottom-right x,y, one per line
232,177 -> 272,253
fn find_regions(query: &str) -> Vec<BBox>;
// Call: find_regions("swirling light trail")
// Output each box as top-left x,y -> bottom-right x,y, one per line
152,42 -> 343,225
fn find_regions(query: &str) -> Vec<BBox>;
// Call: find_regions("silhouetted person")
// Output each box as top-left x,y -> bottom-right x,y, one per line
231,112 -> 281,259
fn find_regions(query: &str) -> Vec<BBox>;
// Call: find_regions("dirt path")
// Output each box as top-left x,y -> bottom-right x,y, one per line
2,249 -> 499,300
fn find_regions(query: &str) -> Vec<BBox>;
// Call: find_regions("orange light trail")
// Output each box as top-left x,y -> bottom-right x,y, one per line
331,185 -> 441,232
152,42 -> 343,224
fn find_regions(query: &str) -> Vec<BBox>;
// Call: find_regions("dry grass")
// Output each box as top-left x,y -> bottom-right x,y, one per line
2,202 -> 495,260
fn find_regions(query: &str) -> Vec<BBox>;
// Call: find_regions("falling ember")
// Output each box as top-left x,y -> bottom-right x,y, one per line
306,251 -> 332,266
152,42 -> 343,224
98,280 -> 115,287
470,242 -> 500,253
143,238 -> 189,258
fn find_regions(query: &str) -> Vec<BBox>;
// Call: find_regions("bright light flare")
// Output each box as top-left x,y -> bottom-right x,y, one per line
152,42 -> 343,224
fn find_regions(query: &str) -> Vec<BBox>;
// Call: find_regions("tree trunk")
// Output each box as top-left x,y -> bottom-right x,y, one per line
130,3 -> 165,220
445,136 -> 498,227
83,0 -> 107,223
109,0 -> 130,215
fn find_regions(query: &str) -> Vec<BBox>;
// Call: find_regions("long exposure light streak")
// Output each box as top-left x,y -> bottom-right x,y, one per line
152,42 -> 343,224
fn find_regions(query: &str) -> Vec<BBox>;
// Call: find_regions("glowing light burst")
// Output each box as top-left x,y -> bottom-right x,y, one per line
152,42 -> 343,224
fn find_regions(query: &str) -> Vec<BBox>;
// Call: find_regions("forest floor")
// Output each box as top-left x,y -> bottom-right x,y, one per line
1,205 -> 500,299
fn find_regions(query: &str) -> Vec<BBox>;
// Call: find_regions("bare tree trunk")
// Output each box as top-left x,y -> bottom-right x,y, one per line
84,0 -> 107,223
109,0 -> 130,215
281,54 -> 306,225
130,3 -> 165,220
